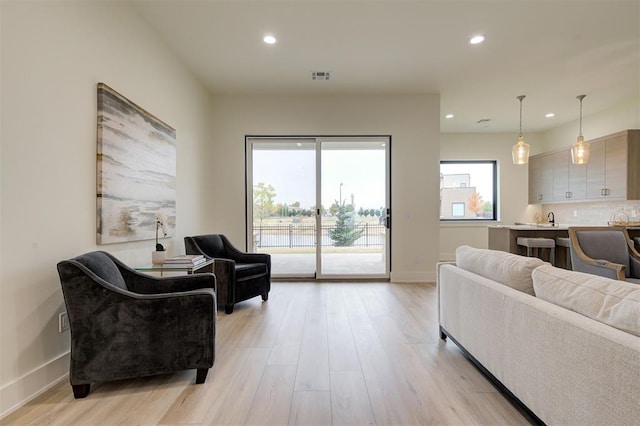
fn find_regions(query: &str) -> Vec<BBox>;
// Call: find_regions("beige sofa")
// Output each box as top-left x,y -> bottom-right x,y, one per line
437,246 -> 640,426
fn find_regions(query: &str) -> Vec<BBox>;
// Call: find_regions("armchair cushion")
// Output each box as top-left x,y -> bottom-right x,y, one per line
236,262 -> 269,280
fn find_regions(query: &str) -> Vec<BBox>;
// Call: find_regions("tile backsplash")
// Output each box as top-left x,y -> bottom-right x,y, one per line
542,201 -> 640,225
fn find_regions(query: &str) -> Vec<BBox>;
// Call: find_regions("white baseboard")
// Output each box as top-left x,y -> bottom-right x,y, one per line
390,270 -> 435,283
0,351 -> 70,420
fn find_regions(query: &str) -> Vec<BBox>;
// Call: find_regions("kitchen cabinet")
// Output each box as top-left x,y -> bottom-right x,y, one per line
553,149 -> 587,201
529,129 -> 639,204
528,153 -> 554,203
586,132 -> 629,200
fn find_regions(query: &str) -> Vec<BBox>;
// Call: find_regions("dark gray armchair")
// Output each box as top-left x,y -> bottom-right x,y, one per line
185,234 -> 270,314
569,227 -> 640,284
57,251 -> 216,398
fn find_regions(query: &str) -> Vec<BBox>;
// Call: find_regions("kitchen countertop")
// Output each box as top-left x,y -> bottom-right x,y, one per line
489,223 -> 570,230
490,223 -> 640,231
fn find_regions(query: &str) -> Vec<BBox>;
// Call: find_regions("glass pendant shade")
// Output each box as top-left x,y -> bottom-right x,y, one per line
512,135 -> 530,165
512,95 -> 529,164
571,135 -> 590,164
571,94 -> 589,164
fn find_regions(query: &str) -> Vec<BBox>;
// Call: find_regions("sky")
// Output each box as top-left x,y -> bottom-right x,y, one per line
252,148 -> 387,211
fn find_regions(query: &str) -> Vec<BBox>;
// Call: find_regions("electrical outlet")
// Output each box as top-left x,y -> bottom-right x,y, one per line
58,312 -> 69,333
573,210 -> 578,217
631,210 -> 637,218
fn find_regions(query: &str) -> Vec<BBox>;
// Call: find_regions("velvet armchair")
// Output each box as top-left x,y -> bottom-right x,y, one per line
184,234 -> 271,314
57,251 -> 216,398
569,227 -> 640,284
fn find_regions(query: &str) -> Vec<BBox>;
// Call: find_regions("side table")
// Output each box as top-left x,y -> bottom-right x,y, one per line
135,258 -> 214,277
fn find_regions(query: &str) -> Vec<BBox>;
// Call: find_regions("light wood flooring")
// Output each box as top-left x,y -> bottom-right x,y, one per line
2,282 -> 529,425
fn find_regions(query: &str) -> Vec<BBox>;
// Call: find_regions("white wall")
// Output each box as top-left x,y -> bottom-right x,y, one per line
541,96 -> 640,152
0,1 -> 211,416
209,94 -> 440,282
439,133 -> 543,260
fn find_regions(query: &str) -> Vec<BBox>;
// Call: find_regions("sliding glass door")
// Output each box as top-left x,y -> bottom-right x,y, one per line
247,136 -> 390,279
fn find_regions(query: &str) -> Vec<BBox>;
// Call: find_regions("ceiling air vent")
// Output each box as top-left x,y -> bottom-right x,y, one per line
311,71 -> 331,81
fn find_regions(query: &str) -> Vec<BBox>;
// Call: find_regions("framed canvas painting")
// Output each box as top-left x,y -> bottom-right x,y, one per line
96,83 -> 176,244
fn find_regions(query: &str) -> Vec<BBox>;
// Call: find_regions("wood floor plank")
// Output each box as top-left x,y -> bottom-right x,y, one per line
326,285 -> 361,372
1,282 -> 529,426
329,371 -> 375,426
294,285 -> 330,391
288,391 -> 332,426
244,365 -> 297,425
200,347 -> 272,425
267,283 -> 310,366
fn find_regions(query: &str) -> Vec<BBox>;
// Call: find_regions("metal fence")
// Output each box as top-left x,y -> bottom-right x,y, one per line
253,223 -> 385,248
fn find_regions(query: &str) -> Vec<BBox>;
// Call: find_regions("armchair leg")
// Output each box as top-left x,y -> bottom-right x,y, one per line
262,292 -> 269,301
72,383 -> 91,399
196,368 -> 209,384
225,304 -> 234,314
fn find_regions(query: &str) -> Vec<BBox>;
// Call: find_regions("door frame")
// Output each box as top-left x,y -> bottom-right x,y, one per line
245,135 -> 391,280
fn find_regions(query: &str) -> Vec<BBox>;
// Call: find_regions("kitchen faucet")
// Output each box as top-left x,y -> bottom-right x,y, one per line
548,212 -> 555,225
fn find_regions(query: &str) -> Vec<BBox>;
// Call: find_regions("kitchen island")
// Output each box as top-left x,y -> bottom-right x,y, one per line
488,225 -> 569,265
488,224 -> 640,266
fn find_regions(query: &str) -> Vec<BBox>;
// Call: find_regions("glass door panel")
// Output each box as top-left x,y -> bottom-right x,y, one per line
318,139 -> 389,278
249,139 -> 316,277
247,136 -> 390,279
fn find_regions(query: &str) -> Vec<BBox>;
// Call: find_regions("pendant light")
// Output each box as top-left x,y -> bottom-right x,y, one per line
512,95 -> 530,164
571,95 -> 589,164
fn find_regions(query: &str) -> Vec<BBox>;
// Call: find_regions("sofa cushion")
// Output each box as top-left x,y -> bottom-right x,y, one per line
533,264 -> 640,337
455,245 -> 545,295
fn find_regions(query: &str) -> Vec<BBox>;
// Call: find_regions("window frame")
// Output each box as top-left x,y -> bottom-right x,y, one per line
440,160 -> 498,222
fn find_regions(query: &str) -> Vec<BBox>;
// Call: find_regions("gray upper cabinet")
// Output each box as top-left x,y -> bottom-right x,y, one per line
586,132 -> 628,200
528,153 -> 554,204
529,129 -> 639,204
552,150 -> 587,202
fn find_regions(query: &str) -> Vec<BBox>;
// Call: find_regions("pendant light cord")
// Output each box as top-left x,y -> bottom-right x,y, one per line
517,95 -> 525,137
577,94 -> 586,137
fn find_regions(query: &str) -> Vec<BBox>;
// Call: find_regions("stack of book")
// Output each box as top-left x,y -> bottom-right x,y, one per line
162,254 -> 206,266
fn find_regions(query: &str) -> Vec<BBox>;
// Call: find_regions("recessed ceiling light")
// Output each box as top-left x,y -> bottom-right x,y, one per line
469,35 -> 485,45
545,113 -> 555,118
445,114 -> 454,119
263,35 -> 277,45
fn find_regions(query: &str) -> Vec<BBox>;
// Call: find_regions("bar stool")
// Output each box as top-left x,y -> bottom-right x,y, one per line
555,237 -> 571,269
517,237 -> 555,265
634,237 -> 640,252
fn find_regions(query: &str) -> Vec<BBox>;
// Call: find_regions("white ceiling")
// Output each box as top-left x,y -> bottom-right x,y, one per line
133,0 -> 640,133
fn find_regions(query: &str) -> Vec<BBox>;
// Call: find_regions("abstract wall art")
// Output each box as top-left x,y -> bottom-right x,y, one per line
96,83 -> 176,244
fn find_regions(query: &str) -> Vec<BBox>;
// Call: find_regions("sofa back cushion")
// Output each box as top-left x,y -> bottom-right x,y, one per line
455,245 -> 544,295
533,264 -> 640,337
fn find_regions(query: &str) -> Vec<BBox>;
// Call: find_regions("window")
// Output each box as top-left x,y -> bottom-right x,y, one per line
440,160 -> 497,221
451,202 -> 465,217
